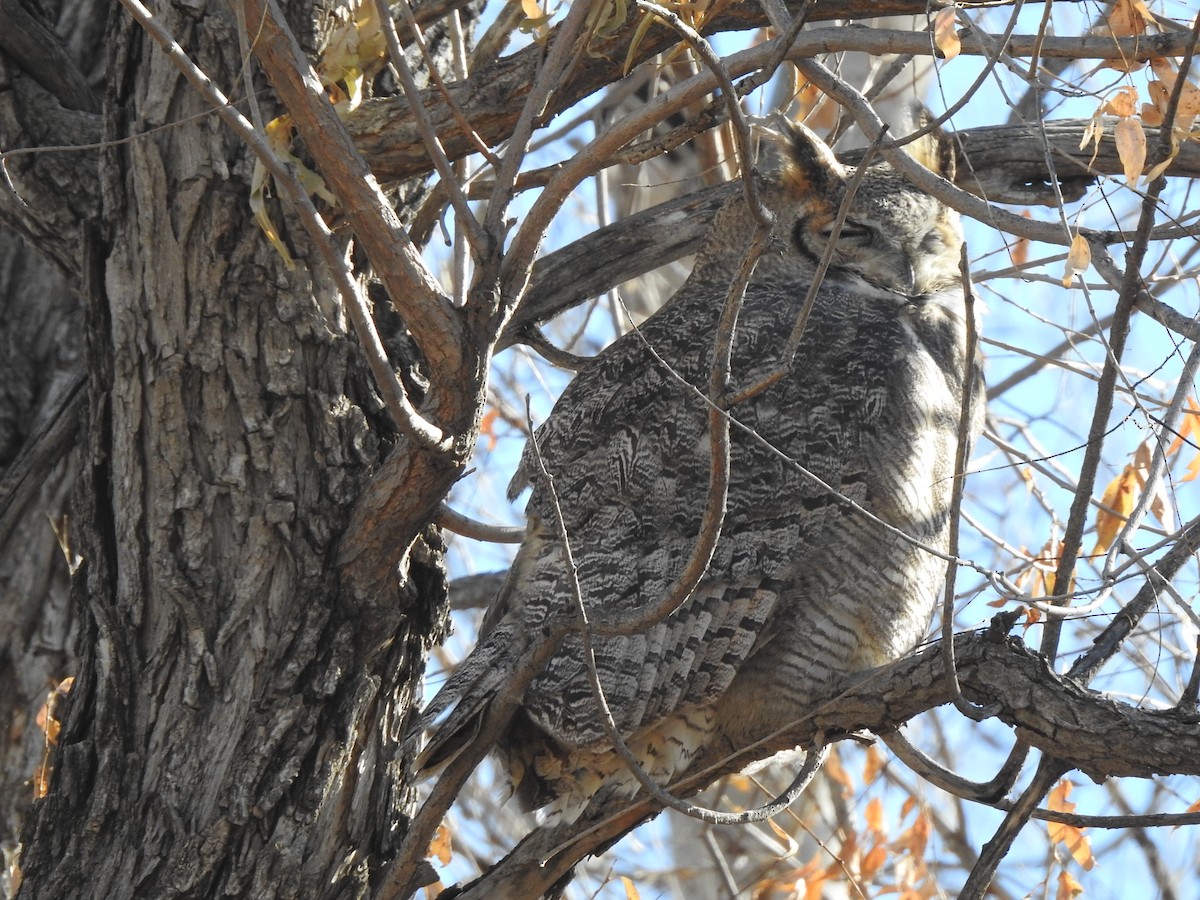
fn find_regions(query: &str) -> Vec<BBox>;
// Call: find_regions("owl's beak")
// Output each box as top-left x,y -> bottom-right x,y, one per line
901,260 -> 918,296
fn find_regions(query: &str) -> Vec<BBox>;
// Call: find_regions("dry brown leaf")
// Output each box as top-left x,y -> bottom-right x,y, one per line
1062,232 -> 1091,286
1130,439 -> 1173,524
768,817 -> 801,857
1057,869 -> 1085,900
1047,780 -> 1097,871
1011,211 -> 1032,266
933,8 -> 960,61
1105,85 -> 1139,118
1105,0 -> 1152,38
1114,116 -> 1146,186
1151,58 -> 1200,117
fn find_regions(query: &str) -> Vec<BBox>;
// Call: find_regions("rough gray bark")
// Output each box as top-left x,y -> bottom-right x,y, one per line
1,0 -> 459,896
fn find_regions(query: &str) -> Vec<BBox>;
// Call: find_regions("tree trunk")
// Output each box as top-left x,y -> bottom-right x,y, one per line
2,1 -> 456,896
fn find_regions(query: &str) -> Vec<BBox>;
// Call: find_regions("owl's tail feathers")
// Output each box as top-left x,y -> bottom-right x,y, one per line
409,622 -> 522,779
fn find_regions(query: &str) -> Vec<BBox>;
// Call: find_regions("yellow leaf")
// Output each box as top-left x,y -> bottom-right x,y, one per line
1094,464 -> 1138,554
427,823 -> 453,866
1062,232 -> 1091,286
933,8 -> 960,61
620,876 -> 641,900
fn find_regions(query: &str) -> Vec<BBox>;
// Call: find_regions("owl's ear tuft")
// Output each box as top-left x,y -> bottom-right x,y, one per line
906,105 -> 957,183
768,117 -> 847,199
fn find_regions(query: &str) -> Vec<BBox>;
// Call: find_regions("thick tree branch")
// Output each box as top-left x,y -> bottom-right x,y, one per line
348,21 -> 1200,184
445,626 -> 1200,899
494,119 -> 1200,352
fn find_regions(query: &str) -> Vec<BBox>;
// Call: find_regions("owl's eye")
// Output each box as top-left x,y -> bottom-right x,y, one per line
821,220 -> 874,243
920,230 -> 946,252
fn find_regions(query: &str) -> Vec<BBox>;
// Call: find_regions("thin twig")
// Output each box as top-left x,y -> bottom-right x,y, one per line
942,244 -> 991,720
376,0 -> 485,252
483,0 -> 593,243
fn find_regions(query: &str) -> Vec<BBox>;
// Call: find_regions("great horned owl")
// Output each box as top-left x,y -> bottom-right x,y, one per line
415,119 -> 981,894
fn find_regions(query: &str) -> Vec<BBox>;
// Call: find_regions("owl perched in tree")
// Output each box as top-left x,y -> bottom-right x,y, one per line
414,119 -> 982,897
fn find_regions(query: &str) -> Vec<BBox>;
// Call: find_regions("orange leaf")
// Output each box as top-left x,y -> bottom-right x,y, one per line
861,844 -> 889,879
1103,86 -> 1139,118
1047,780 -> 1096,871
825,747 -> 854,793
1063,233 -> 1091,286
1011,211 -> 1032,266
427,823 -> 453,866
933,8 -> 960,61
891,811 -> 930,858
479,407 -> 500,451
1182,453 -> 1200,483
620,876 -> 641,900
1094,464 -> 1139,554
1165,396 -> 1200,457
863,744 -> 884,786
866,797 -> 885,834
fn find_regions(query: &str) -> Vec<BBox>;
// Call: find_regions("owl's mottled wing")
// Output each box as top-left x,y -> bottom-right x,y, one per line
495,274 -> 901,752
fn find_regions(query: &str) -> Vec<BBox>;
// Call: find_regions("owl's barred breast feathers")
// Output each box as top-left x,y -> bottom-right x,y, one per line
415,118 -> 982,828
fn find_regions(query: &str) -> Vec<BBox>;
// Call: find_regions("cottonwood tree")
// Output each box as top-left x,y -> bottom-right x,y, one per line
2,1 -> 1200,898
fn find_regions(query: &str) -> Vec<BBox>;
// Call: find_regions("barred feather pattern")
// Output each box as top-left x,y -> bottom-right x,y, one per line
416,120 -> 983,826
